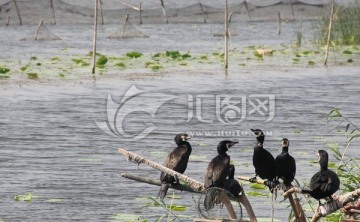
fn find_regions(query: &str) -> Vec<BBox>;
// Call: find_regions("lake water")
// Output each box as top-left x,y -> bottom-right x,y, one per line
1,1 -> 360,221
1,65 -> 360,221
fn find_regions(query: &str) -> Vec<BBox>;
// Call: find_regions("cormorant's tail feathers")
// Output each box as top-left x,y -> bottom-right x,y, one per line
158,183 -> 170,200
301,189 -> 312,194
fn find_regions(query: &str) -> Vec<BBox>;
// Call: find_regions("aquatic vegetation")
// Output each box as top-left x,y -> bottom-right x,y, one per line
314,3 -> 360,45
20,65 -> 30,72
0,66 -> 10,74
126,51 -> 143,58
250,183 -> 266,190
46,198 -> 64,203
247,191 -> 268,197
114,62 -> 126,68
96,55 -> 108,68
14,192 -> 33,202
72,58 -> 89,66
27,73 -> 39,79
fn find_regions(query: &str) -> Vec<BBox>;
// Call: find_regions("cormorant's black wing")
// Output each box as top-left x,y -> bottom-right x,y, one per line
204,155 -> 230,188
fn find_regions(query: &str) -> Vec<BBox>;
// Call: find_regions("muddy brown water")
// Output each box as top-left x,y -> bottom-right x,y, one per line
0,20 -> 360,221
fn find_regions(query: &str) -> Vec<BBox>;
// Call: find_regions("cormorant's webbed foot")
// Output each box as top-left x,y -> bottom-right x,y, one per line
174,174 -> 180,184
249,176 -> 257,183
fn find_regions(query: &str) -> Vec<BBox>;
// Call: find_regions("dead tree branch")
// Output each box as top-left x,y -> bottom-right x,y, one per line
118,148 -> 257,222
284,187 -> 360,222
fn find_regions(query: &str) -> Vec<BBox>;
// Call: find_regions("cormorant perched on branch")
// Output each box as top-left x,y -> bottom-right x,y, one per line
204,140 -> 239,190
302,150 -> 340,204
250,129 -> 276,190
275,138 -> 296,189
158,133 -> 192,200
223,164 -> 242,196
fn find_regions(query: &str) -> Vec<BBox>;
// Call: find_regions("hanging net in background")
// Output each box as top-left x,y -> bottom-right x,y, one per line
0,0 -> 55,25
0,0 -> 337,26
20,20 -> 61,41
108,15 -> 149,39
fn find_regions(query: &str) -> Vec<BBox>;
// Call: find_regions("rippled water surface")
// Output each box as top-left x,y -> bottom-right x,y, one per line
1,2 -> 360,219
1,66 -> 360,221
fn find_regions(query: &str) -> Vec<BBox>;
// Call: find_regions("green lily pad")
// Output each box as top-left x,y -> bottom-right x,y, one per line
0,66 -> 10,74
343,50 -> 352,54
96,55 -> 108,67
166,204 -> 187,211
126,51 -> 143,58
308,60 -> 315,65
14,192 -> 33,202
166,50 -> 181,59
115,62 -> 126,68
27,73 -> 38,79
247,191 -> 268,197
250,183 -> 266,190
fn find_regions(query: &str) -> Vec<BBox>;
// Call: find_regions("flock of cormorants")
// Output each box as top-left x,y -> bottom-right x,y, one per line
157,129 -> 340,206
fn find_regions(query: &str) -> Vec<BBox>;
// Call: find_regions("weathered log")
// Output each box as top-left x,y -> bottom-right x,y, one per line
121,173 -> 198,193
118,148 -> 204,192
284,187 -> 360,222
118,148 -> 257,222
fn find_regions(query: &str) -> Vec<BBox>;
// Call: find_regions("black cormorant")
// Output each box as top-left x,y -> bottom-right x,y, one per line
251,129 -> 276,188
275,138 -> 296,188
223,164 -> 242,196
204,140 -> 239,190
302,150 -> 340,204
158,133 -> 192,200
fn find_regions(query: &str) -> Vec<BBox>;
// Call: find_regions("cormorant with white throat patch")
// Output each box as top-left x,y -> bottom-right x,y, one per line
302,150 -> 340,204
275,138 -> 296,189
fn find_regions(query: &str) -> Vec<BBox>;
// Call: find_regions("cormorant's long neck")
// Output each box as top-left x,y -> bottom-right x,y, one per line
320,158 -> 328,171
282,146 -> 289,153
256,136 -> 265,145
218,151 -> 228,156
179,141 -> 192,153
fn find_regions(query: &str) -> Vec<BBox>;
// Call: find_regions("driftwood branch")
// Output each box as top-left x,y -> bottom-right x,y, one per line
118,148 -> 257,222
118,148 -> 204,192
238,176 -> 306,222
284,187 -> 360,222
121,173 -> 197,193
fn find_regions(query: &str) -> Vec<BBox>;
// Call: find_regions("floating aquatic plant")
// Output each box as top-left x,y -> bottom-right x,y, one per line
96,55 -> 108,68
72,58 -> 89,66
14,192 -> 33,202
0,66 -> 10,74
27,73 -> 39,79
126,51 -> 143,58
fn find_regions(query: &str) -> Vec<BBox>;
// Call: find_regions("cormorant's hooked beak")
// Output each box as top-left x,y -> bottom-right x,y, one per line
227,140 -> 239,149
250,128 -> 261,137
